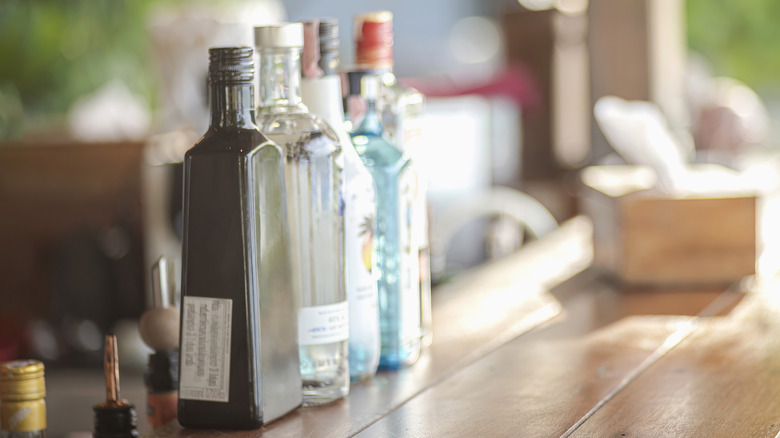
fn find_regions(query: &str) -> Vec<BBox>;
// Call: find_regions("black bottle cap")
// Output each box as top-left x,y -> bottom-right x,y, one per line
346,70 -> 369,96
144,350 -> 179,393
93,403 -> 139,438
208,47 -> 255,84
318,18 -> 340,76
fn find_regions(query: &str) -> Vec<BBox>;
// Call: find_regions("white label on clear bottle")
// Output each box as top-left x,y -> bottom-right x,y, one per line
345,176 -> 379,344
398,167 -> 422,342
298,301 -> 349,345
179,296 -> 232,403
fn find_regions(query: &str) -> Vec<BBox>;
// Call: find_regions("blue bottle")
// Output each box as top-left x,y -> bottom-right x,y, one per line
350,74 -> 422,370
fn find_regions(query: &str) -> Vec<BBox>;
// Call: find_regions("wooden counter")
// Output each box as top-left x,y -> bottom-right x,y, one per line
47,216 -> 780,437
150,217 -> 593,438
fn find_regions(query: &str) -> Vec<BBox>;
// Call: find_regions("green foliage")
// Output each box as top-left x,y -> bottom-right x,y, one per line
687,0 -> 780,92
0,0 -> 175,136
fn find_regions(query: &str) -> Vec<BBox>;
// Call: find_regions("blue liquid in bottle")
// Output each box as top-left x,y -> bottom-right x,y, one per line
350,74 -> 422,370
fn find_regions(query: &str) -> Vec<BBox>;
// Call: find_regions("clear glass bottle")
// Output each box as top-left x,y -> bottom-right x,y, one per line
351,74 -> 422,370
254,24 -> 349,405
301,19 -> 381,382
0,360 -> 46,438
179,47 -> 301,428
353,11 -> 433,347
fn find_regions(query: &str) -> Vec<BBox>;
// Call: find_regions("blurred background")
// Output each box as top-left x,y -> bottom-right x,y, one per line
1,0 -> 780,433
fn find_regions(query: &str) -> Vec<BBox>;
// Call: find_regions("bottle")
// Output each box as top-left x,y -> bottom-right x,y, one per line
145,351 -> 178,430
352,11 -> 433,348
0,360 -> 46,438
179,46 -> 301,428
139,257 -> 179,430
93,335 -> 139,438
254,24 -> 349,406
350,74 -> 422,370
301,19 -> 381,382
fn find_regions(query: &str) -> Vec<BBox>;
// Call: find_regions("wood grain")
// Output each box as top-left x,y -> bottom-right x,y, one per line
570,291 -> 780,437
150,218 -> 593,438
621,195 -> 756,286
580,165 -> 757,287
356,315 -> 694,438
355,281 -> 741,437
44,216 -> 762,437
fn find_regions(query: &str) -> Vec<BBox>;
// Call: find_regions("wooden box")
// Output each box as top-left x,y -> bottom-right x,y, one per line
579,165 -> 757,287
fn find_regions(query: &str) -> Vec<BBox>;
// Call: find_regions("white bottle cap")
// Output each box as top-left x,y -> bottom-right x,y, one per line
254,23 -> 304,48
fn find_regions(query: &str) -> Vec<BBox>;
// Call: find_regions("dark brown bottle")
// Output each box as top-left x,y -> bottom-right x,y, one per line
178,46 -> 301,429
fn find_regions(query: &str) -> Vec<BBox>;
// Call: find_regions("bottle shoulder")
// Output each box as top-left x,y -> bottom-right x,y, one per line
382,74 -> 424,104
187,126 -> 277,156
352,133 -> 409,169
256,110 -> 345,162
256,111 -> 338,141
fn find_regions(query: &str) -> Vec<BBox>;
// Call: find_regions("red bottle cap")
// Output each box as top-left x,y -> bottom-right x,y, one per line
354,11 -> 394,70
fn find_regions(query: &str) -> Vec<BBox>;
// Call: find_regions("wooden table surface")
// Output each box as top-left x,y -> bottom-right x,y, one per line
46,216 -> 780,437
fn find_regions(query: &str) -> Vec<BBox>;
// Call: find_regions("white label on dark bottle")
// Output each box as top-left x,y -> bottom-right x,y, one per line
179,296 -> 232,403
298,301 -> 349,346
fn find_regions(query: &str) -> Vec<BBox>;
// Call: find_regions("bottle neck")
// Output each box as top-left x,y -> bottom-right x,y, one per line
302,75 -> 344,126
360,64 -> 393,75
357,77 -> 383,135
208,82 -> 256,129
257,48 -> 306,113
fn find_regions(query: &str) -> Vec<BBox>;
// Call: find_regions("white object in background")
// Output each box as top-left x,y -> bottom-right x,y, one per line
432,186 -> 558,276
67,80 -> 151,142
594,95 -> 690,194
141,130 -> 193,306
490,97 -> 522,186
147,1 -> 285,133
422,95 -> 492,204
422,95 -> 492,272
422,94 -> 529,275
595,95 -> 764,197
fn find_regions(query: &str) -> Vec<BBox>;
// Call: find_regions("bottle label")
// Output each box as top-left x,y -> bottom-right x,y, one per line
0,400 -> 46,432
346,177 -> 379,343
413,170 -> 432,345
298,301 -> 349,345
398,167 -> 422,342
179,296 -> 232,403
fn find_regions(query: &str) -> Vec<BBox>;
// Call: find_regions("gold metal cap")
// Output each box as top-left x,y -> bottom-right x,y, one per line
0,360 -> 46,401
